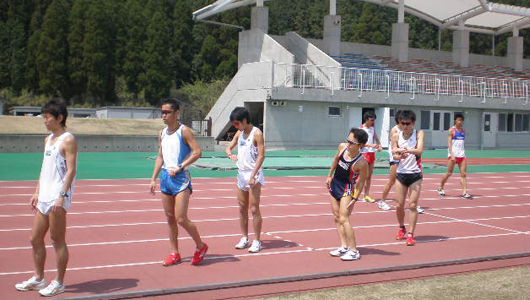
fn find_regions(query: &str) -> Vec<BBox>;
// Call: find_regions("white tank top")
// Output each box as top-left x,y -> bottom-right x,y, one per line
237,127 -> 261,172
360,125 -> 375,153
396,129 -> 422,174
388,125 -> 401,161
161,124 -> 191,171
38,132 -> 75,203
449,126 -> 466,158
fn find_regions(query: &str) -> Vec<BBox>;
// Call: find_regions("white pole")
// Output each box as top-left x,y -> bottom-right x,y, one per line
330,0 -> 337,16
398,0 -> 405,23
256,0 -> 264,7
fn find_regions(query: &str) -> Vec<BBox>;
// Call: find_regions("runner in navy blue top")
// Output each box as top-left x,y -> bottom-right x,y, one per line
326,128 -> 369,261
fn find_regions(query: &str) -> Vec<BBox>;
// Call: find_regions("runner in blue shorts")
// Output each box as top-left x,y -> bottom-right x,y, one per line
149,98 -> 208,266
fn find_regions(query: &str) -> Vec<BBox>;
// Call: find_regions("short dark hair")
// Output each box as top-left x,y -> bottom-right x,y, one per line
400,110 -> 416,122
161,98 -> 180,111
454,113 -> 464,121
394,110 -> 402,124
41,98 -> 68,127
363,111 -> 376,123
350,128 -> 368,144
229,107 -> 251,123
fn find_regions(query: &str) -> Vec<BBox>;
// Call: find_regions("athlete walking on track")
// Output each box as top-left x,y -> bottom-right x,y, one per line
149,98 -> 208,266
226,107 -> 266,253
15,99 -> 78,297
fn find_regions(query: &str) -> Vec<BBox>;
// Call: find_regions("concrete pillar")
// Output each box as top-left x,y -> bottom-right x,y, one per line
323,15 -> 341,56
251,6 -> 269,33
391,23 -> 409,62
508,35 -> 523,71
452,29 -> 469,67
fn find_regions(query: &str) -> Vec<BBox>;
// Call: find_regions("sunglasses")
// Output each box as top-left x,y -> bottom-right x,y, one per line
369,118 -> 376,121
347,139 -> 360,145
232,121 -> 241,126
400,121 -> 412,126
161,110 -> 174,115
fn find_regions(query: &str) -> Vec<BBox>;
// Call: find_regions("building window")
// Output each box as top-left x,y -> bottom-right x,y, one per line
328,106 -> 341,117
443,112 -> 451,130
433,112 -> 441,131
499,113 -> 530,132
420,111 -> 430,130
484,114 -> 491,132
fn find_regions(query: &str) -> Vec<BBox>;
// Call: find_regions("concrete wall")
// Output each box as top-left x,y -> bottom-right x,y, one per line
238,29 -> 295,68
497,133 -> 530,149
206,61 -> 272,139
0,100 -> 3,115
96,108 -> 160,119
0,135 -> 215,153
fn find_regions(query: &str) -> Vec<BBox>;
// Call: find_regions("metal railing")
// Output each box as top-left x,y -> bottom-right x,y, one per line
272,62 -> 529,104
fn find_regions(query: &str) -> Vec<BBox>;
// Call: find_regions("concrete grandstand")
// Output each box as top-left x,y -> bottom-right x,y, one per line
195,0 -> 530,150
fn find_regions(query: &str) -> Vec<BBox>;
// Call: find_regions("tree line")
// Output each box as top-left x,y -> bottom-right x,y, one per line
0,0 -> 528,111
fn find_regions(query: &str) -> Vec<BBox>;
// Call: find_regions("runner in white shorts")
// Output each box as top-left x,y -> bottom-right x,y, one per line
15,99 -> 78,297
226,107 -> 265,253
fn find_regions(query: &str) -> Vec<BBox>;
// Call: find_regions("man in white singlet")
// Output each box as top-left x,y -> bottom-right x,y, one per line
359,111 -> 383,205
149,98 -> 208,266
226,107 -> 265,253
391,110 -> 424,246
438,113 -> 472,199
15,99 -> 78,297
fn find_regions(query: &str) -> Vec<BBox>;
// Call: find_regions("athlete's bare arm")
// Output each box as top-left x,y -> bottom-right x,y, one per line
326,143 -> 347,188
181,126 -> 202,168
373,132 -> 383,152
249,129 -> 265,185
225,130 -> 242,162
391,133 -> 403,161
447,127 -> 455,160
149,131 -> 164,195
348,159 -> 368,208
54,135 -> 78,212
405,130 -> 425,156
30,136 -> 48,210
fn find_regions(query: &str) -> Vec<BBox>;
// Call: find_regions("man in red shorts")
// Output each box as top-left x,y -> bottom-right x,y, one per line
360,111 -> 382,203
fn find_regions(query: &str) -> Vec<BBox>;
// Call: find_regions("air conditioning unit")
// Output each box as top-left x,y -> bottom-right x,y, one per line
279,101 -> 286,106
271,101 -> 279,106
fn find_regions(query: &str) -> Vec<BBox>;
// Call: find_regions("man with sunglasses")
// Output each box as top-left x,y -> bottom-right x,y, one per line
326,128 -> 369,261
359,111 -> 383,205
149,98 -> 208,266
391,110 -> 424,246
226,107 -> 266,253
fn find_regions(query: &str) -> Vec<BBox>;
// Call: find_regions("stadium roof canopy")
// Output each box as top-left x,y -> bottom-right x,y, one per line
193,0 -> 530,35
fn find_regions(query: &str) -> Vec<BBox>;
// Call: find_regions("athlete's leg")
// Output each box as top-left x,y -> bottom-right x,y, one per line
338,196 -> 357,251
161,193 -> 179,253
175,189 -> 204,248
249,183 -> 262,241
30,211 -> 49,280
440,159 -> 455,190
237,188 -> 250,239
381,163 -> 398,200
406,179 -> 423,234
49,208 -> 68,283
394,180 -> 408,227
330,196 -> 347,248
458,160 -> 468,195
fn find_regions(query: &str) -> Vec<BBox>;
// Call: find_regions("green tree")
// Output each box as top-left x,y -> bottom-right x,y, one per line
173,0 -> 194,88
122,0 -> 147,96
142,0 -> 174,104
37,0 -> 70,97
68,0 -> 90,97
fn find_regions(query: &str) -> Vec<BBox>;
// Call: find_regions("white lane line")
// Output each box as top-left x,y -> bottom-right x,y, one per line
425,211 -> 530,236
1,231 -> 527,276
4,214 -> 530,251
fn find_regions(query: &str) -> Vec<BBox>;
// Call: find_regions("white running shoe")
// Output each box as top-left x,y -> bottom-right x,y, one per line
417,206 -> 425,214
437,188 -> 446,196
329,247 -> 349,257
248,240 -> 262,253
340,250 -> 361,261
235,237 -> 249,249
15,276 -> 46,291
378,200 -> 391,211
39,280 -> 65,297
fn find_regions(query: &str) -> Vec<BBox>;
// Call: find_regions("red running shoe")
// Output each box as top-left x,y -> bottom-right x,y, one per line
396,227 -> 406,240
406,234 -> 416,246
191,243 -> 208,265
162,253 -> 181,266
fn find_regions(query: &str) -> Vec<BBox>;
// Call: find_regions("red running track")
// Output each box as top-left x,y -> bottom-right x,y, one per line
1,173 -> 530,299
